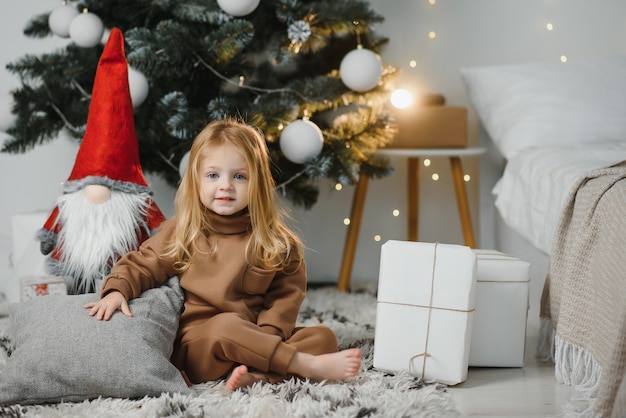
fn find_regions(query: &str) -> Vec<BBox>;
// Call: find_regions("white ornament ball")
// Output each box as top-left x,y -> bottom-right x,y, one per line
69,12 -> 104,47
0,92 -> 17,133
128,67 -> 149,108
339,47 -> 383,92
179,151 -> 190,178
217,0 -> 260,17
48,4 -> 79,38
280,119 -> 324,164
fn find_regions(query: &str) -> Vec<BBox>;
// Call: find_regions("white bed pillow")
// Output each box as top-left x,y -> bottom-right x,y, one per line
460,55 -> 626,159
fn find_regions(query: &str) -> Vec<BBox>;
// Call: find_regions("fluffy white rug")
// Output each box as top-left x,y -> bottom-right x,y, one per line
0,283 -> 461,417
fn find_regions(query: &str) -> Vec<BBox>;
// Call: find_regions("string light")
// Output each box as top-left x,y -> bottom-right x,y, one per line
409,60 -> 417,68
428,31 -> 436,39
335,183 -> 343,191
374,235 -> 382,242
193,52 -> 307,100
392,209 -> 400,217
464,174 -> 471,182
431,173 -> 439,181
343,218 -> 350,226
543,7 -> 566,62
423,159 -> 431,167
390,89 -> 413,109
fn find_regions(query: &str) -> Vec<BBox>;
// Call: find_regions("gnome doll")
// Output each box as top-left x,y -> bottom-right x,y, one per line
37,28 -> 165,294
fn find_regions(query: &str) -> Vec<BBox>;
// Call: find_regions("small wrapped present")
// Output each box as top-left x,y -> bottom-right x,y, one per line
20,276 -> 68,301
389,106 -> 467,148
469,250 -> 530,367
373,240 -> 477,385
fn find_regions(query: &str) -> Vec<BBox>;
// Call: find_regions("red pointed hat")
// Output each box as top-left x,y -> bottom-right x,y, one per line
64,27 -> 149,194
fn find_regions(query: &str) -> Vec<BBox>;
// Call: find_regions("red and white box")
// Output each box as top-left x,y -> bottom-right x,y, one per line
20,276 -> 68,301
373,240 -> 477,385
468,250 -> 530,367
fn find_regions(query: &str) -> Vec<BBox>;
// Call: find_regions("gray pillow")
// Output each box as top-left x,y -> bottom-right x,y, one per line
0,277 -> 195,405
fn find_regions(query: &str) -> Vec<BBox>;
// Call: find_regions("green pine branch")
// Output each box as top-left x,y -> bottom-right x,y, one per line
3,0 -> 399,209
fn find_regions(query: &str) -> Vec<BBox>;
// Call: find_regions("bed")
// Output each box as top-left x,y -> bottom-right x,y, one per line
461,54 -> 626,418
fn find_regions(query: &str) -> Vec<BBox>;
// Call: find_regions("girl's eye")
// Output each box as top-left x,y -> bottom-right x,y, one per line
234,173 -> 247,181
207,172 -> 218,179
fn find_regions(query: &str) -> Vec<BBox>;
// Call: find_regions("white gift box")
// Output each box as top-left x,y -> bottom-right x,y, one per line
11,212 -> 48,269
20,275 -> 68,301
469,250 -> 530,367
1,213 -> 49,304
373,240 -> 477,385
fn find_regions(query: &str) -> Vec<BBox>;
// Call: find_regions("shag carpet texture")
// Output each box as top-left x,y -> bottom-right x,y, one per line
0,282 -> 460,417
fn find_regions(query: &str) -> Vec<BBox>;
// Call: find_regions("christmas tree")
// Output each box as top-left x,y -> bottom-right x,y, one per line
3,0 -> 398,208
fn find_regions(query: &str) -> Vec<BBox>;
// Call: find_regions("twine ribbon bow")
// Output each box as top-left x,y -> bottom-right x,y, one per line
408,242 -> 439,378
379,242 -> 475,380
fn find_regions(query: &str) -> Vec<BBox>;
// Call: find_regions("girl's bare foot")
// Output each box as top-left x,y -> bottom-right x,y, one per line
225,365 -> 269,391
289,348 -> 361,382
226,348 -> 361,390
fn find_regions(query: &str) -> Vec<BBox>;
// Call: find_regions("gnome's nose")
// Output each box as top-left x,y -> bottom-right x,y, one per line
83,184 -> 112,204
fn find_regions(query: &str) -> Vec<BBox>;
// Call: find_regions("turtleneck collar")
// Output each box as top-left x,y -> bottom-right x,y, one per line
205,208 -> 251,236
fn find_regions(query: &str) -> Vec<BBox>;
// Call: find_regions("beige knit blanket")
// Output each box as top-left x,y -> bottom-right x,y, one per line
540,160 -> 626,418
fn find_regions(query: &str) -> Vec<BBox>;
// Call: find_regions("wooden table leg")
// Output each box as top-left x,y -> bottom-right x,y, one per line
337,173 -> 369,292
407,157 -> 419,241
449,156 -> 476,248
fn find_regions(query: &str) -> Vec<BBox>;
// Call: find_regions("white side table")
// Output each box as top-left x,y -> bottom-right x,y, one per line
337,147 -> 486,291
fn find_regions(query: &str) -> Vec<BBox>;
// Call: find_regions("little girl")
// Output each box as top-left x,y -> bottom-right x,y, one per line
85,118 -> 360,390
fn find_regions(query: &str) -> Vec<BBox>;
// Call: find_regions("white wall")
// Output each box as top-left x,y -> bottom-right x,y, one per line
2,1 -> 626,293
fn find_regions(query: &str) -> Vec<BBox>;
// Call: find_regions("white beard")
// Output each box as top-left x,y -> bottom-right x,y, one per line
54,190 -> 152,294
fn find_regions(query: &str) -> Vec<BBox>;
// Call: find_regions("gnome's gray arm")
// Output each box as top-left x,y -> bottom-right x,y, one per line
37,228 -> 57,255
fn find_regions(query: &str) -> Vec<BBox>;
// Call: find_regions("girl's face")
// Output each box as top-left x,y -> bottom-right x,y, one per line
198,143 -> 250,216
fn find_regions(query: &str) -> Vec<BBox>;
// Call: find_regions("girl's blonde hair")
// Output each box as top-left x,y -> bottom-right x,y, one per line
163,118 -> 303,272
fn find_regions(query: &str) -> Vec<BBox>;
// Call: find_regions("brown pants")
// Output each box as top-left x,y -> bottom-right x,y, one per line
172,312 -> 339,384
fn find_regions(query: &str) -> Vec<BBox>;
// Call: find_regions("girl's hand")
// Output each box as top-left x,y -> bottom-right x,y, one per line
84,291 -> 133,321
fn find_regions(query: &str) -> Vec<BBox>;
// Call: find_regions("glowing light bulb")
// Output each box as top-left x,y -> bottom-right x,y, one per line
432,173 -> 439,181
560,55 -> 567,63
464,174 -> 471,182
392,209 -> 400,217
423,159 -> 431,167
390,88 -> 413,109
546,23 -> 554,31
409,60 -> 417,68
374,235 -> 382,242
335,183 -> 343,191
429,0 -> 436,4
428,31 -> 436,39
343,218 -> 351,226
